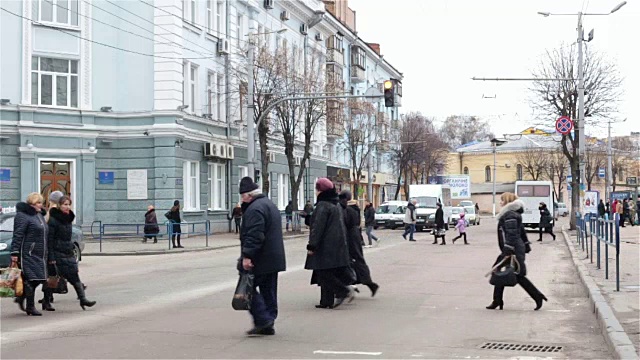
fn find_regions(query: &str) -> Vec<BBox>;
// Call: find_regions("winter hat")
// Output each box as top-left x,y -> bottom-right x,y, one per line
315,177 -> 334,192
173,200 -> 180,206
49,191 -> 64,205
239,176 -> 259,194
460,213 -> 465,218
338,190 -> 352,201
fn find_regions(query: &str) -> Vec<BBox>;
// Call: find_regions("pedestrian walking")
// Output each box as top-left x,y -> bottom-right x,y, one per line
402,199 -> 417,242
285,201 -> 293,231
339,191 -> 379,297
166,200 -> 183,248
10,193 -> 49,316
537,202 -> 556,241
303,200 -> 314,228
623,199 -> 635,226
452,213 -> 469,245
143,205 -> 160,243
44,196 -> 96,311
605,202 -> 611,218
363,200 -> 379,246
432,203 -> 446,245
237,177 -> 286,336
305,178 -> 354,309
231,203 -> 242,234
616,200 -> 624,227
486,192 -> 547,311
598,199 -> 606,218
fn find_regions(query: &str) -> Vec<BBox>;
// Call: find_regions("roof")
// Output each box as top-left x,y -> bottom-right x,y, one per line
455,134 -> 562,154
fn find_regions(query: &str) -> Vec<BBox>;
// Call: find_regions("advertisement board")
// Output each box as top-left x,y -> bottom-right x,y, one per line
583,191 -> 599,214
427,175 -> 471,199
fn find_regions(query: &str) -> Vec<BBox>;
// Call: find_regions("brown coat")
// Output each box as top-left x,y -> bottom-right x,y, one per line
616,202 -> 623,214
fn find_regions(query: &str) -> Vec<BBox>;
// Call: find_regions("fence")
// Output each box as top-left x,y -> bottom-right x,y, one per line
575,212 -> 621,291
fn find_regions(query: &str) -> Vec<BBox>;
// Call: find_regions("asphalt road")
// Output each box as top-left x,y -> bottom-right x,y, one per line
0,219 -> 612,359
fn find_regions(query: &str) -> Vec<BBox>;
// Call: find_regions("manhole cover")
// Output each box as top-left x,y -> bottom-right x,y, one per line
480,342 -> 563,353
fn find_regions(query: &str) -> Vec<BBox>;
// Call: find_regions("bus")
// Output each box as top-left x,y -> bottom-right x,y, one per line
515,181 -> 554,229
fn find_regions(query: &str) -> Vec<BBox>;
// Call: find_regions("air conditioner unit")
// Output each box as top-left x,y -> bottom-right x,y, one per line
300,23 -> 308,35
268,152 -> 276,163
204,142 -> 218,157
226,145 -> 235,160
264,0 -> 274,9
217,143 -> 227,158
315,33 -> 324,42
280,11 -> 290,21
295,156 -> 302,166
217,38 -> 230,55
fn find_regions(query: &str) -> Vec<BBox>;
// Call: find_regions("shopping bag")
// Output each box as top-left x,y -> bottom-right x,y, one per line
232,272 -> 254,311
15,275 -> 23,297
0,267 -> 21,298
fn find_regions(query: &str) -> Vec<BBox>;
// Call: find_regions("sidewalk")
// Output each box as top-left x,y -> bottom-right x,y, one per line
563,223 -> 639,359
82,229 -> 308,256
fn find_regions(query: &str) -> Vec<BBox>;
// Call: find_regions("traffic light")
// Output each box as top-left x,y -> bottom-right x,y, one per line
383,80 -> 394,108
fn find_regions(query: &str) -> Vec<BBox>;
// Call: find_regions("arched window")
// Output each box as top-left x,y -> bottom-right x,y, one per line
463,166 -> 469,175
485,166 -> 491,182
516,164 -> 523,181
618,168 -> 624,182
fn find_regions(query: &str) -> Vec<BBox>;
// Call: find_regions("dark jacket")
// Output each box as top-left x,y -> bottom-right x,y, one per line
232,206 -> 242,219
341,201 -> 371,284
10,202 -> 49,281
240,194 -> 286,275
435,206 -> 445,229
598,202 -> 606,217
47,207 -> 79,277
167,207 -> 182,233
364,205 -> 376,227
285,204 -> 293,216
496,200 -> 530,276
305,189 -> 350,271
538,205 -> 552,228
144,209 -> 160,235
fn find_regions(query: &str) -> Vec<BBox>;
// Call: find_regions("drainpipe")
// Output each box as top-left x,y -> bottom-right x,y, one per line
225,0 -> 232,232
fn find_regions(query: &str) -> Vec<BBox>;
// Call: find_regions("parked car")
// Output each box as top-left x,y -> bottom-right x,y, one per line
464,206 -> 479,225
458,200 -> 474,208
448,207 -> 466,225
374,201 -> 406,230
555,202 -> 568,218
0,212 -> 85,268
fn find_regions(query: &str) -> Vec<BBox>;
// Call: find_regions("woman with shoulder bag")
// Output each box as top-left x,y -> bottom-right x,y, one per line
46,196 -> 96,311
487,192 -> 547,311
166,200 -> 183,248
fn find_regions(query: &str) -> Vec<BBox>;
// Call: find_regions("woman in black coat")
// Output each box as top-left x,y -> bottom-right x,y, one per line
45,196 -> 96,311
305,178 -> 353,309
487,192 -> 547,311
10,193 -> 49,316
537,202 -> 556,242
166,200 -> 183,248
433,203 -> 446,245
143,205 -> 160,243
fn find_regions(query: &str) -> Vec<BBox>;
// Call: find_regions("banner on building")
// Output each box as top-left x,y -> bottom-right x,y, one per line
427,175 -> 471,199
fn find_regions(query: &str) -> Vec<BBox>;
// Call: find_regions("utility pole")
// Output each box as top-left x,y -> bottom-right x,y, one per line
246,7 -> 256,181
607,119 -> 613,203
577,12 -> 586,215
367,112 -> 374,206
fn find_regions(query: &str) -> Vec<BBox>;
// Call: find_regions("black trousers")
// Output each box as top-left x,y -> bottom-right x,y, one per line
493,275 -> 543,302
250,272 -> 279,328
234,218 -> 241,233
316,268 -> 351,303
453,232 -> 467,242
538,226 -> 555,239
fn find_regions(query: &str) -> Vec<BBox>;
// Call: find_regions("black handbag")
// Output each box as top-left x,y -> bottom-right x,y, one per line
51,277 -> 68,294
232,272 -> 254,311
489,256 -> 520,287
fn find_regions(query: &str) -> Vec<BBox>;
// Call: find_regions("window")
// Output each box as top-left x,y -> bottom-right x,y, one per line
183,161 -> 200,211
236,14 -> 244,47
238,166 -> 248,181
217,73 -> 224,121
184,63 -> 198,114
31,57 -> 78,107
190,0 -> 196,23
216,1 -> 224,36
278,174 -> 289,210
516,164 -> 523,181
463,166 -> 469,175
207,72 -> 216,118
485,166 -> 491,182
33,0 -> 79,26
206,0 -> 212,31
208,163 -> 226,210
351,46 -> 366,69
183,0 -> 197,23
618,168 -> 624,182
327,35 -> 344,52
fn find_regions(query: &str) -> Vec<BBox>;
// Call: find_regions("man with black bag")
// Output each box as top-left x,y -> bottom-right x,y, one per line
237,177 -> 286,336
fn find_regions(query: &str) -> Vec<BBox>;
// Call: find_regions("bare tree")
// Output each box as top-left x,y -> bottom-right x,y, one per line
544,148 -> 569,203
529,45 -> 623,229
343,99 -> 377,198
584,142 -> 606,191
439,115 -> 494,149
514,146 -> 548,180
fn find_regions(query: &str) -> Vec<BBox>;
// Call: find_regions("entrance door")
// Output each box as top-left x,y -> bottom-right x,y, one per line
40,161 -> 71,208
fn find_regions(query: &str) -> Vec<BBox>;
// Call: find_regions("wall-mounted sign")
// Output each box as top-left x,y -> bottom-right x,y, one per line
0,168 -> 10,183
175,178 -> 183,186
127,169 -> 148,200
98,171 -> 114,184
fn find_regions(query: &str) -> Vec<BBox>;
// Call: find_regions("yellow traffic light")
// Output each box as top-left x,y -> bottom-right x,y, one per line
383,80 -> 393,90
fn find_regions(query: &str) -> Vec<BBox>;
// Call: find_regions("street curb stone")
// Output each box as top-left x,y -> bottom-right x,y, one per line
561,227 -> 639,360
82,234 -> 307,256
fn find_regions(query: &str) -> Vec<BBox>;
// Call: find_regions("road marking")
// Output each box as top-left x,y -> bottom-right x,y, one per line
547,309 -> 570,313
314,350 -> 382,356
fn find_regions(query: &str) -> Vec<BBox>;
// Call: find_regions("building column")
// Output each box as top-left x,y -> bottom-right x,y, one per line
81,152 -> 97,226
19,150 -> 37,201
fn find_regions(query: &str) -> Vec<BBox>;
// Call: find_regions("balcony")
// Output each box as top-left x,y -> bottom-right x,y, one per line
327,100 -> 344,138
350,65 -> 365,83
327,48 -> 344,66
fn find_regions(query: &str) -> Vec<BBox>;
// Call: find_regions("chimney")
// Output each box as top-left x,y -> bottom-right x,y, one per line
368,43 -> 381,55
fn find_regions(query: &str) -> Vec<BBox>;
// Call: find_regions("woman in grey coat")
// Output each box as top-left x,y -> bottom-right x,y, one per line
11,193 -> 49,316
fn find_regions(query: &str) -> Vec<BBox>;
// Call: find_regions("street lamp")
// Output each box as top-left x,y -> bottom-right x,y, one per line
491,138 -> 506,217
538,1 -> 626,216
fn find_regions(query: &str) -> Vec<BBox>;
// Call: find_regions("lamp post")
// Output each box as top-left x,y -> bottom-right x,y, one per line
538,1 -> 627,215
491,138 -> 506,217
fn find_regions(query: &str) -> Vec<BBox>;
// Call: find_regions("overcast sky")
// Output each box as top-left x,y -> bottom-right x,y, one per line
349,0 -> 639,138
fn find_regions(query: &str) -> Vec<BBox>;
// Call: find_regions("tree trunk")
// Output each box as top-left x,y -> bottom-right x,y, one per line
394,175 -> 402,200
259,122 -> 270,195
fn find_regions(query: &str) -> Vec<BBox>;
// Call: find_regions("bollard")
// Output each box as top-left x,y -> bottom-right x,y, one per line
615,216 -> 620,292
167,222 -> 172,250
605,224 -> 609,280
205,220 -> 210,247
99,221 -> 103,253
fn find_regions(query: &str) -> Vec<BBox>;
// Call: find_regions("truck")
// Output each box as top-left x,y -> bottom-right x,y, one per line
515,180 -> 554,229
409,184 -> 452,232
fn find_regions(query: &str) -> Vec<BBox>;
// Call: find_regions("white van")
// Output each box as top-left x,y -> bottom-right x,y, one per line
374,201 -> 407,229
409,184 -> 451,232
515,181 -> 554,228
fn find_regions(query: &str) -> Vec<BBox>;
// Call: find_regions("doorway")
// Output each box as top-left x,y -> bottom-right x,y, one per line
40,161 -> 72,208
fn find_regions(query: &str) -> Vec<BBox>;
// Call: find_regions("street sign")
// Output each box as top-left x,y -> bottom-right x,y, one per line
598,168 -> 605,179
627,177 -> 638,186
555,116 -> 574,135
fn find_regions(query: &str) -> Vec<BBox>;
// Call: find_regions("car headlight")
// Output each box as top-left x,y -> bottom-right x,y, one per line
0,243 -> 8,251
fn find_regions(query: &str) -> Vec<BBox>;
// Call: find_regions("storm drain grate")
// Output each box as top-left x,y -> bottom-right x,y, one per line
480,342 -> 563,353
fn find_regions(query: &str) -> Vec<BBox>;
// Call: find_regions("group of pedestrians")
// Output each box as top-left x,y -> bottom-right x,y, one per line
11,191 -> 96,316
401,200 -> 468,245
235,177 -> 379,336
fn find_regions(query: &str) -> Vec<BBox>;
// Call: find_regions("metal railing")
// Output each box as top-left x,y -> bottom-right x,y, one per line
575,212 -> 621,291
167,220 -> 211,250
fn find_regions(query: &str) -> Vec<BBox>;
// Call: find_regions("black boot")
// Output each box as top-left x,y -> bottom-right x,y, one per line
366,282 -> 379,297
486,286 -> 504,310
440,237 -> 446,245
73,281 -> 96,310
518,276 -> 547,310
24,283 -> 42,316
42,289 -> 55,311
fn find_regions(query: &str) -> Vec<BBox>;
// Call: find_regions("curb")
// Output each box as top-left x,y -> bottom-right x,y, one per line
561,227 -> 639,360
82,234 -> 307,256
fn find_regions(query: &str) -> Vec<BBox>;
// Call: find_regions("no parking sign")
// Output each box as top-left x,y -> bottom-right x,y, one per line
556,116 -> 574,135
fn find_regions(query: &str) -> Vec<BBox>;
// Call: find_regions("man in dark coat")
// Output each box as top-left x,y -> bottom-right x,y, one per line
238,177 -> 286,336
598,200 -> 606,218
339,191 -> 379,297
433,203 -> 446,245
363,200 -> 379,246
303,200 -> 314,227
305,178 -> 353,309
537,202 -> 556,241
